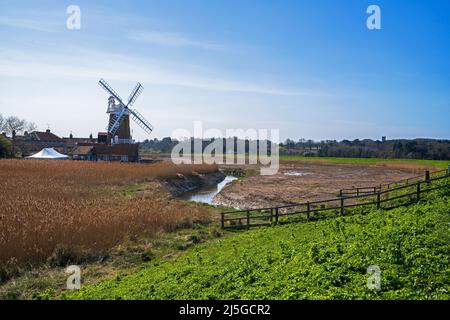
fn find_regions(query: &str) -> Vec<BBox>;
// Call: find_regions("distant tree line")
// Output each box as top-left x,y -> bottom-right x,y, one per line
280,138 -> 450,160
139,137 -> 274,155
140,137 -> 450,160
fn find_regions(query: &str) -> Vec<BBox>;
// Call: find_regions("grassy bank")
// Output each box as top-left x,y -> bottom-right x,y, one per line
60,188 -> 450,300
280,155 -> 449,169
0,222 -> 230,300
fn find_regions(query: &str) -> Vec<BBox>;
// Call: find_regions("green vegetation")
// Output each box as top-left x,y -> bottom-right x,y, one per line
0,135 -> 11,158
0,223 -> 227,300
61,187 -> 450,300
280,155 -> 449,169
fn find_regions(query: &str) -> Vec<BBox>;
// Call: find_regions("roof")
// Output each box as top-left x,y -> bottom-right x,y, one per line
93,144 -> 138,156
30,131 -> 63,142
73,146 -> 94,155
63,137 -> 96,143
26,148 -> 68,159
64,137 -> 97,149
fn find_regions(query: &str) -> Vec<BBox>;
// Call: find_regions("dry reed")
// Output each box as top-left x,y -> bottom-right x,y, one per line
0,160 -> 218,265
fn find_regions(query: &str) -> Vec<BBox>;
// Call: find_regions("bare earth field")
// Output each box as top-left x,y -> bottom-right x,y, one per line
214,161 -> 436,209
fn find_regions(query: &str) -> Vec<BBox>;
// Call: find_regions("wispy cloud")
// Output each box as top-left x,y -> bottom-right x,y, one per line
0,48 -> 326,97
0,16 -> 54,32
0,16 -> 48,31
128,30 -> 225,50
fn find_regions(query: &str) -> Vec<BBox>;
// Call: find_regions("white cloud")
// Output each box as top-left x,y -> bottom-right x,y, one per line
0,48 -> 325,97
0,16 -> 56,32
128,30 -> 225,50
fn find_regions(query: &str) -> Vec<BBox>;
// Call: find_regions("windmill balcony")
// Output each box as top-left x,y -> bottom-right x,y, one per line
107,105 -> 124,113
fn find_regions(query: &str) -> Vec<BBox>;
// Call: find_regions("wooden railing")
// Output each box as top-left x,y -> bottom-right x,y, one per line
221,170 -> 450,230
339,169 -> 448,198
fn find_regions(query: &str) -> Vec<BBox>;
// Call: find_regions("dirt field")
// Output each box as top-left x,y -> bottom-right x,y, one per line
214,161 -> 436,209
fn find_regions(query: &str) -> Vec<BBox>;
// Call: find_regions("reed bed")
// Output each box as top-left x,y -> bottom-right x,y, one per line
0,160 -> 218,265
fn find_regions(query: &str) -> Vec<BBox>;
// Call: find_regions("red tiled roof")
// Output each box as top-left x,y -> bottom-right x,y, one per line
77,142 -> 98,147
31,131 -> 63,142
73,146 -> 94,155
63,137 -> 96,143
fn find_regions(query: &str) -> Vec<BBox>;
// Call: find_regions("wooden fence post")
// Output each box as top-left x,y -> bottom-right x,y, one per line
377,192 -> 381,209
275,208 -> 279,225
416,182 -> 421,201
270,208 -> 273,223
339,189 -> 343,198
340,198 -> 344,216
246,210 -> 250,230
221,212 -> 225,229
306,202 -> 310,221
425,170 -> 430,185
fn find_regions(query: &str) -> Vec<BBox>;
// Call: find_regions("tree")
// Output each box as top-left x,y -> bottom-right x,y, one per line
0,114 -> 5,133
306,139 -> 314,150
0,134 -> 11,158
285,138 -> 295,148
27,122 -> 37,132
5,116 -> 26,136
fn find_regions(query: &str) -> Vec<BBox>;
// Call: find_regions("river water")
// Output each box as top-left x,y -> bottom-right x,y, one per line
182,175 -> 237,205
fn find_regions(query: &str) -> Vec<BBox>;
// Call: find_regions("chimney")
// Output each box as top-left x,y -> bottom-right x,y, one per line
46,129 -> 51,133
69,133 -> 73,139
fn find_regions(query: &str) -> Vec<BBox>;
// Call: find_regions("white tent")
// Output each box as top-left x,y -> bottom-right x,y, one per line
26,148 -> 69,160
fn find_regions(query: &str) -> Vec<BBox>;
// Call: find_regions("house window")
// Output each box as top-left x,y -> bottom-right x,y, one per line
121,155 -> 128,162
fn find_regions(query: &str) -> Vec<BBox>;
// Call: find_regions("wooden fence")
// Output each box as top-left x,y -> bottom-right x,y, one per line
338,169 -> 448,198
221,169 -> 450,230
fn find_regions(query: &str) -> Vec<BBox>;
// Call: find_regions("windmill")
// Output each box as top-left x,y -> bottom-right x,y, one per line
98,78 -> 154,144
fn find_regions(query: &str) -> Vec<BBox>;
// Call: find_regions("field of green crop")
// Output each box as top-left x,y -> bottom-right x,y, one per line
58,187 -> 450,300
280,155 -> 449,169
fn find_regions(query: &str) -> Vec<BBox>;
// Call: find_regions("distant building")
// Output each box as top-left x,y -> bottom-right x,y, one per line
73,143 -> 138,162
13,129 -> 139,162
72,145 -> 96,161
15,129 -> 65,156
62,134 -> 97,155
93,144 -> 139,162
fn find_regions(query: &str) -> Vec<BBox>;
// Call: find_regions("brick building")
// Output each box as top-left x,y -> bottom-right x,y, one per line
14,129 -> 65,156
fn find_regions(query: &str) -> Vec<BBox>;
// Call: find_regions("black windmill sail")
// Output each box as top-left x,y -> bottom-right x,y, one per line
98,79 -> 154,144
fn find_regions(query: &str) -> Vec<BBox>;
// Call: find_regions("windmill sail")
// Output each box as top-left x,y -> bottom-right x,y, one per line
130,109 -> 153,134
99,78 -> 125,105
99,78 -> 154,141
127,83 -> 143,107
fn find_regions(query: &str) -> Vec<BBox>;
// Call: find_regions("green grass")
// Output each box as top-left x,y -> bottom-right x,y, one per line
280,155 -> 449,169
0,223 -> 228,300
59,188 -> 450,300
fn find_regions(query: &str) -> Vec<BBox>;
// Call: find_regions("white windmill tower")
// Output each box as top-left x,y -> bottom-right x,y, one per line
98,79 -> 154,144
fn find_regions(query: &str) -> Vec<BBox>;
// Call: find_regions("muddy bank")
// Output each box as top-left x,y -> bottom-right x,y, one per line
161,171 -> 226,197
214,162 -> 423,209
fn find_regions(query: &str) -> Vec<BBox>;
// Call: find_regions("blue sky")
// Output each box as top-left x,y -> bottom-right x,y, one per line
0,0 -> 449,141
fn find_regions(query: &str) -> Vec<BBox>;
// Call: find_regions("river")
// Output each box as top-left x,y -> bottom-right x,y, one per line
181,175 -> 237,205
